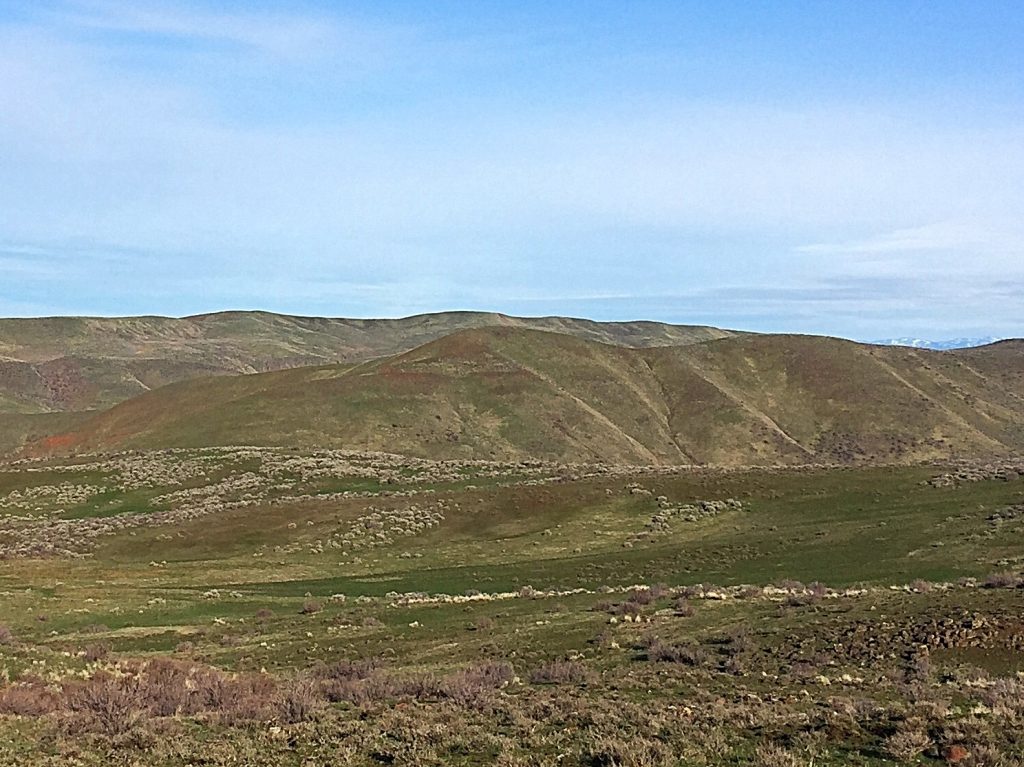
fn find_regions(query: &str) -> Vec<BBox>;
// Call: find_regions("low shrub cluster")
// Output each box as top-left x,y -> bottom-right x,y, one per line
0,656 -> 522,737
528,659 -> 593,685
643,639 -> 709,666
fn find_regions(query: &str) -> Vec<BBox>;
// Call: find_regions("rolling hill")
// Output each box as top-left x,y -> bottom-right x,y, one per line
0,311 -> 736,413
30,328 -> 1024,466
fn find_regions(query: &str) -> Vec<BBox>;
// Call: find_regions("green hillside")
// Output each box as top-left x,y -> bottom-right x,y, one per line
36,328 -> 1024,465
0,311 -> 736,414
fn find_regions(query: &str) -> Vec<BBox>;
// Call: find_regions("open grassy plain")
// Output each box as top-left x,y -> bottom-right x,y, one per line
1,447 -> 1023,765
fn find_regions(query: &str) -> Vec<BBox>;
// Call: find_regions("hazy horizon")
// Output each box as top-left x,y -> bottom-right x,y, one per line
0,305 -> 1012,347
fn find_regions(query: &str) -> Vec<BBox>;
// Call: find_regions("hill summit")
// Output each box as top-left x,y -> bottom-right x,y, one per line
0,311 -> 735,413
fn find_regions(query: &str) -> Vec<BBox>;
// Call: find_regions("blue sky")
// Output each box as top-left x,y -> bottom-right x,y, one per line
1,1 -> 1022,339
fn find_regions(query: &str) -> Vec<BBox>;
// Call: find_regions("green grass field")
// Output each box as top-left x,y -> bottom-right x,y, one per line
1,448 -> 1023,765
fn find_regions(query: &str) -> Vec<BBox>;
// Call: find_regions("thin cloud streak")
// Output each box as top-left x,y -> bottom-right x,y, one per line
52,0 -> 343,58
796,221 -> 1024,256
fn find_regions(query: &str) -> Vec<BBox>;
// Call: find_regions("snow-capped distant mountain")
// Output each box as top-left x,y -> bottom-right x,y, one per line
871,337 -> 1002,350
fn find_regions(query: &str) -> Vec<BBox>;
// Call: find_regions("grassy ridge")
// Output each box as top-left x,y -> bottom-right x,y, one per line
0,311 -> 737,414
43,328 -> 1024,465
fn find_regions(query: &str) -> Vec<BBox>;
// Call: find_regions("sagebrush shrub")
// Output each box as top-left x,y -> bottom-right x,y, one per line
646,640 -> 708,666
583,735 -> 673,766
277,679 -> 323,724
753,744 -> 801,767
883,726 -> 932,761
315,658 -> 380,683
673,597 -> 695,617
82,643 -> 110,663
648,583 -> 670,599
140,658 -> 192,716
983,572 -> 1022,589
910,579 -> 934,593
529,659 -> 592,685
66,673 -> 147,736
0,683 -> 59,716
627,589 -> 655,606
215,674 -> 279,725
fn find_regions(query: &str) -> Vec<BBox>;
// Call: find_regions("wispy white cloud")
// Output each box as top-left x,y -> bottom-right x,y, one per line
52,0 -> 343,59
0,2 -> 1022,337
0,256 -> 63,279
796,221 -> 1022,256
479,274 -> 1024,339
